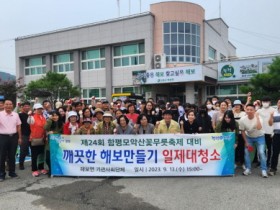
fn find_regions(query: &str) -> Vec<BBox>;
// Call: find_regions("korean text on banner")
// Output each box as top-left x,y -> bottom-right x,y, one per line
49,133 -> 235,177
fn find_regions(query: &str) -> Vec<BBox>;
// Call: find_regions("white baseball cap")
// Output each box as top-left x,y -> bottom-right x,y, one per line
233,100 -> 242,106
68,111 -> 77,118
33,103 -> 43,110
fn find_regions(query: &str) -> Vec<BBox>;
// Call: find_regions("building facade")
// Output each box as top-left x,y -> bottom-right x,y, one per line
16,1 -> 237,104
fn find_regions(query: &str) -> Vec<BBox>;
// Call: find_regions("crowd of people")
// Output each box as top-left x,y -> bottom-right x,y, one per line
0,93 -> 280,181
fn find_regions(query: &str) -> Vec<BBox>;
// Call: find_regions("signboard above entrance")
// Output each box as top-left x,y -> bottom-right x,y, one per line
133,65 -> 203,85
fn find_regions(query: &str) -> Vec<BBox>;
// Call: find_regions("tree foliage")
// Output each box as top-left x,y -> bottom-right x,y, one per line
0,77 -> 25,105
25,72 -> 80,100
240,56 -> 280,103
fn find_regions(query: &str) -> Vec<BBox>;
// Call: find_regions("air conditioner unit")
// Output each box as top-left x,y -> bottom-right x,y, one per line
154,54 -> 166,69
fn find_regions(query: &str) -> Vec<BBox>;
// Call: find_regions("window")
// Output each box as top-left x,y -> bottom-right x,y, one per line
82,88 -> 106,98
113,86 -> 140,94
163,22 -> 201,64
206,86 -> 217,96
208,46 -> 216,61
113,42 -> 145,67
218,85 -> 237,95
53,53 -> 74,73
24,56 -> 46,75
81,48 -> 105,70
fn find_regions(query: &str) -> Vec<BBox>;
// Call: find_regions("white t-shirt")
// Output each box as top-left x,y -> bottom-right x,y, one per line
257,106 -> 275,134
239,115 -> 264,138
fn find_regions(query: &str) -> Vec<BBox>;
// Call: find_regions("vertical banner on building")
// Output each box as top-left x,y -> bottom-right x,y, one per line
50,133 -> 235,177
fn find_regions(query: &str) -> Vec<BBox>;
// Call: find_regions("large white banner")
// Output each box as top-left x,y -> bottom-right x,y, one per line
50,133 -> 235,177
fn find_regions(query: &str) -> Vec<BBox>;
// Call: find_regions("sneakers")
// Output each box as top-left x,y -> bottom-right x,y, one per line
268,170 -> 276,176
40,169 -> 48,175
243,169 -> 251,176
9,172 -> 18,178
32,171 -> 40,177
262,170 -> 268,178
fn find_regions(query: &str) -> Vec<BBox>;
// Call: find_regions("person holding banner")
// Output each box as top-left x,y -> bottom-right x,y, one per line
44,110 -> 63,176
116,115 -> 136,134
239,104 -> 268,178
154,110 -> 180,134
96,112 -> 116,134
63,111 -> 79,135
134,114 -> 154,134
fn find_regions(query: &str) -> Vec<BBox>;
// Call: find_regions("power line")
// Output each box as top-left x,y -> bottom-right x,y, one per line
231,38 -> 277,54
230,26 -> 280,45
230,26 -> 280,40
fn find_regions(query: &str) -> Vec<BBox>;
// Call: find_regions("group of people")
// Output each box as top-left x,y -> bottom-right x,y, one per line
0,94 -> 280,181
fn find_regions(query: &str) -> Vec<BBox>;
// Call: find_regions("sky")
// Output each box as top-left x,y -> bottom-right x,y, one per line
1,0 -> 280,75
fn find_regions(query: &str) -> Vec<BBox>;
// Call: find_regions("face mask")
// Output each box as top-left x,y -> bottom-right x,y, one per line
206,104 -> 213,110
212,100 -> 217,105
255,106 -> 260,110
155,108 -> 159,113
215,107 -> 220,111
262,102 -> 269,108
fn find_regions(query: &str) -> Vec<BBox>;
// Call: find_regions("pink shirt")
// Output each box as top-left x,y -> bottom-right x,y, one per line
125,113 -> 139,124
0,110 -> 22,134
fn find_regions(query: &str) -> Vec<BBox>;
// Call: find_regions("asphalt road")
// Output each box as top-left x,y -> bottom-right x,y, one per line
0,162 -> 280,210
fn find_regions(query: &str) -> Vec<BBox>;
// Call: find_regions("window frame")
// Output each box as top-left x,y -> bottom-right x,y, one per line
24,56 -> 47,76
113,42 -> 145,67
81,48 -> 106,71
163,22 -> 201,64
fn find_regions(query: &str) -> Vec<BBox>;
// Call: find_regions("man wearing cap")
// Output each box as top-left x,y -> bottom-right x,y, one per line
75,118 -> 95,135
102,100 -> 110,112
154,110 -> 180,134
63,111 -> 79,135
233,99 -> 246,168
0,100 -> 22,181
257,97 -> 275,167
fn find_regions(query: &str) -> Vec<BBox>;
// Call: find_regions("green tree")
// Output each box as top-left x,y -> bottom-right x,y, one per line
240,56 -> 280,103
0,77 -> 25,105
25,72 -> 80,101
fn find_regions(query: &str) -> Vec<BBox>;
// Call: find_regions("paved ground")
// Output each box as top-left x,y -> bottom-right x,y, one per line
0,162 -> 280,210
